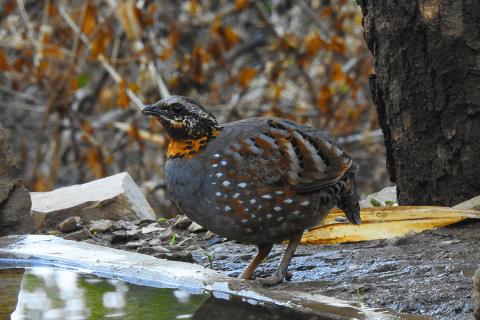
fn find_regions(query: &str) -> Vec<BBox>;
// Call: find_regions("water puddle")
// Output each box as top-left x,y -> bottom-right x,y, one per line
0,267 -> 329,320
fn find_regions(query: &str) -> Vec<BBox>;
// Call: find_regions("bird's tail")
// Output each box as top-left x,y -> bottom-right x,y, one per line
337,164 -> 361,225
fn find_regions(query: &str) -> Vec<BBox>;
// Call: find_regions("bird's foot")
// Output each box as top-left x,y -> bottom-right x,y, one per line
257,271 -> 292,286
257,275 -> 284,286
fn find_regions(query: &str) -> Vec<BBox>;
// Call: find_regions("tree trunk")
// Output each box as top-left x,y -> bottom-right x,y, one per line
357,0 -> 480,206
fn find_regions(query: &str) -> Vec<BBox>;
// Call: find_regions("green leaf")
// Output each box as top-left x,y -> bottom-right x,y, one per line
170,234 -> 176,246
370,198 -> 382,207
384,201 -> 395,206
93,231 -> 97,236
339,84 -> 349,93
357,288 -> 360,307
265,1 -> 272,13
157,218 -> 168,221
262,258 -> 266,263
77,75 -> 89,88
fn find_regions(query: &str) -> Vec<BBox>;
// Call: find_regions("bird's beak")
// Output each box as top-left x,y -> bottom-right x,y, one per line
141,104 -> 163,117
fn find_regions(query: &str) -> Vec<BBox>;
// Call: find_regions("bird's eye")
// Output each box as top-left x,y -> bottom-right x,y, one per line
170,104 -> 183,115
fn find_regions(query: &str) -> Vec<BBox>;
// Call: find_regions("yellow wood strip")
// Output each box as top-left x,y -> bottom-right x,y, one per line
300,206 -> 480,245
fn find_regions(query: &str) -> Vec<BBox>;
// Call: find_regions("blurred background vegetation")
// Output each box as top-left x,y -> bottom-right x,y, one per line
0,0 -> 393,218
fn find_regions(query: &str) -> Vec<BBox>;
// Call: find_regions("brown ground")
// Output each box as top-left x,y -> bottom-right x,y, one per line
59,216 -> 480,320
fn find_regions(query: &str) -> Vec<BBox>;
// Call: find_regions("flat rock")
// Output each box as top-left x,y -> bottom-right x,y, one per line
155,252 -> 194,263
141,226 -> 164,234
110,230 -> 128,244
30,172 -> 156,231
137,246 -> 170,254
90,219 -> 116,233
187,222 -> 205,232
359,186 -> 397,208
126,227 -> 141,240
63,229 -> 92,241
59,216 -> 82,233
157,228 -> 175,240
0,123 -> 36,236
125,241 -> 142,249
173,216 -> 192,229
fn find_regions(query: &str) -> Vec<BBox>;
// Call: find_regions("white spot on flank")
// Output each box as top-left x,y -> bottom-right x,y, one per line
225,206 -> 231,211
245,208 -> 249,211
216,173 -> 223,177
221,160 -> 227,165
212,182 -> 216,185
222,181 -> 230,186
284,199 -> 293,203
246,228 -> 252,233
212,164 -> 218,167
275,191 -> 283,194
238,183 -> 247,188
242,219 -> 248,223
215,207 -> 220,210
214,154 -> 220,157
258,205 -> 263,209
249,199 -> 256,204
267,214 -> 273,218
301,201 -> 310,206
262,195 -> 272,199
233,193 -> 240,198
274,207 -> 282,211
251,214 -> 256,218
215,192 -> 222,196
277,217 -> 283,221
292,211 -> 300,215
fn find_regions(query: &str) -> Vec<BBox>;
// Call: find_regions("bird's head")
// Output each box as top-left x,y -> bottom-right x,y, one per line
142,96 -> 221,141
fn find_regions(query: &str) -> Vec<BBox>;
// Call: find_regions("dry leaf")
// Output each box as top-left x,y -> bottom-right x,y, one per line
0,47 -> 10,71
239,68 -> 257,88
235,0 -> 249,11
331,62 -> 346,82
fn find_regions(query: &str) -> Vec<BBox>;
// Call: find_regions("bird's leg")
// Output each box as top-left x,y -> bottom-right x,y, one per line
258,231 -> 303,286
238,243 -> 273,280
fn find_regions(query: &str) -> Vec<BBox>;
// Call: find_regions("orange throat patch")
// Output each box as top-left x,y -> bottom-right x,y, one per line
167,130 -> 221,159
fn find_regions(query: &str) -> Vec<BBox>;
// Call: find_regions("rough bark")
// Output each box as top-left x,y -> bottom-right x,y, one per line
357,0 -> 480,206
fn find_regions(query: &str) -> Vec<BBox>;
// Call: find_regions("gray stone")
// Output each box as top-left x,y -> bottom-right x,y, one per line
0,123 -> 35,236
158,228 -> 175,240
113,220 -> 127,230
90,219 -> 116,233
405,230 -> 417,238
155,252 -> 194,263
473,267 -> 480,320
59,216 -> 82,233
125,241 -> 143,249
148,239 -> 163,246
177,238 -> 193,246
110,230 -> 128,244
146,222 -> 160,228
359,186 -> 397,208
30,172 -> 156,231
385,237 -> 410,246
63,229 -> 92,241
141,226 -> 164,234
137,246 -> 170,254
126,227 -> 141,240
174,216 -> 192,229
187,222 -> 205,233
204,231 -> 217,239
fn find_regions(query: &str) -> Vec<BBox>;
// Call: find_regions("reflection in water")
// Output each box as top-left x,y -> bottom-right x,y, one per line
9,268 -> 209,320
2,267 -> 334,320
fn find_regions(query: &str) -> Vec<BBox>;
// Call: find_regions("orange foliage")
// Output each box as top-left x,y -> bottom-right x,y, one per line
331,62 -> 346,83
0,48 -> 10,71
239,68 -> 258,88
86,148 -> 106,178
236,0 -> 249,11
